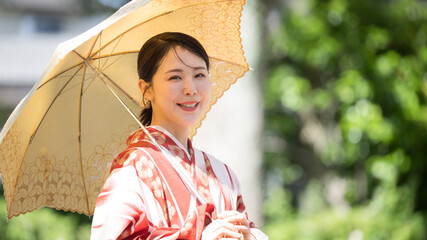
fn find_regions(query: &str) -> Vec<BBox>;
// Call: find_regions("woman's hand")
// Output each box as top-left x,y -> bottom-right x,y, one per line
202,211 -> 251,240
217,211 -> 251,240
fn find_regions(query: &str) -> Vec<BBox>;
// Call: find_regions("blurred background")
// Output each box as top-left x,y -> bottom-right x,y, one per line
1,0 -> 427,239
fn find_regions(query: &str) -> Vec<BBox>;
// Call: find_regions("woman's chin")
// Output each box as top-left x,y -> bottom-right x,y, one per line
178,116 -> 202,129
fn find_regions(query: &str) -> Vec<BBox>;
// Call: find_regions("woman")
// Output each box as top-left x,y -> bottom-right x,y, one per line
91,32 -> 267,240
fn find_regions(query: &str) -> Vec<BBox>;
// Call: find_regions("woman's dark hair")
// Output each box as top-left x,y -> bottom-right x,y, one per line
137,32 -> 210,126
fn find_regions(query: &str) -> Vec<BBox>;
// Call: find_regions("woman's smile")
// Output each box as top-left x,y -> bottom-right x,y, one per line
177,101 -> 200,111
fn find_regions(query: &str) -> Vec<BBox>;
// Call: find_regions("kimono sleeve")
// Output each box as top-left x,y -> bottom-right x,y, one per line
226,165 -> 269,240
90,156 -> 150,240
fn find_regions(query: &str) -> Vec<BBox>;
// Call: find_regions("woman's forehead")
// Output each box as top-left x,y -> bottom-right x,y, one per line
159,46 -> 207,72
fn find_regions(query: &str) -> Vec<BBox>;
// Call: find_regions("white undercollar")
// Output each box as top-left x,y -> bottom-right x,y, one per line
149,125 -> 191,159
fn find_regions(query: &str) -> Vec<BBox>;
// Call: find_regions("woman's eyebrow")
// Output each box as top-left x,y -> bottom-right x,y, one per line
165,68 -> 183,74
165,66 -> 206,74
192,66 -> 207,71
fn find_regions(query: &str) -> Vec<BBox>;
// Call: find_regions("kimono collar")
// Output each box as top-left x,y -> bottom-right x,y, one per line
126,126 -> 194,160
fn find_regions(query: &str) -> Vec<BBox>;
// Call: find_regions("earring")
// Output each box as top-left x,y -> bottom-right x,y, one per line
141,98 -> 151,108
141,85 -> 151,108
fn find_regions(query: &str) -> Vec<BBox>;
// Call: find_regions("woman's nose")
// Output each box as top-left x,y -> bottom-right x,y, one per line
184,78 -> 197,96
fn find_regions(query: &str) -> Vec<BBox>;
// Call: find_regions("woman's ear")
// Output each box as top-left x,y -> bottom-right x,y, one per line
138,79 -> 153,101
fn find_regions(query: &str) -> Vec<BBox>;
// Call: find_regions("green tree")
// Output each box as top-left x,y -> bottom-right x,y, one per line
263,0 -> 427,239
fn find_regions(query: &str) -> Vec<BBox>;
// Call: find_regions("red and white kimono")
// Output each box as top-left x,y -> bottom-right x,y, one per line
91,126 -> 267,240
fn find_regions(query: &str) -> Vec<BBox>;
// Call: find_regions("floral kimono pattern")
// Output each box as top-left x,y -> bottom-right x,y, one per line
91,126 -> 267,240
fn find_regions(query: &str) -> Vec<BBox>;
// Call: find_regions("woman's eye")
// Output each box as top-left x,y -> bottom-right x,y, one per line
195,73 -> 205,78
169,76 -> 181,80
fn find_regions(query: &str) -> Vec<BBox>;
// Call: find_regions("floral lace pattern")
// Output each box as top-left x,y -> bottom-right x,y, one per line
0,123 -> 25,216
0,122 -> 137,219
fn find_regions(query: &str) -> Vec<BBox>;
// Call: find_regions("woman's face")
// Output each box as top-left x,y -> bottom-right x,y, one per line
140,46 -> 211,132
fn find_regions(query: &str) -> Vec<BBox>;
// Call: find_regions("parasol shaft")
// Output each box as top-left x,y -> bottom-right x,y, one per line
100,78 -> 207,205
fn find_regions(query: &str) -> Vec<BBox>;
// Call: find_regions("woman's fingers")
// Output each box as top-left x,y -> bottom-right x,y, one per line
202,219 -> 241,240
217,211 -> 249,227
212,226 -> 241,239
234,223 -> 250,232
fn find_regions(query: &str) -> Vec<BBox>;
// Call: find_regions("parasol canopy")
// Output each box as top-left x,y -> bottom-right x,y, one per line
0,0 -> 248,219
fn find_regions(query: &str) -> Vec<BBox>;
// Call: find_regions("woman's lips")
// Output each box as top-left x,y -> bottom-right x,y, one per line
177,102 -> 199,111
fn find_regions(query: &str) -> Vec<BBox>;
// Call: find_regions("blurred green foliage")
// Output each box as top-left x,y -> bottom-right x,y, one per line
0,107 -> 12,130
263,0 -> 427,239
0,196 -> 91,239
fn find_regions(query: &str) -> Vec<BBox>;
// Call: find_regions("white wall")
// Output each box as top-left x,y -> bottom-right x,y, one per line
193,1 -> 264,226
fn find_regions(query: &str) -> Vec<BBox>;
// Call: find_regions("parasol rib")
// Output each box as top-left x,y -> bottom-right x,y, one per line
97,31 -> 103,70
29,65 -> 84,144
81,70 -> 99,96
37,63 -> 86,90
73,50 -> 86,60
99,34 -> 124,72
101,53 -> 127,73
77,63 -> 91,214
89,32 -> 102,62
90,10 -> 171,58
